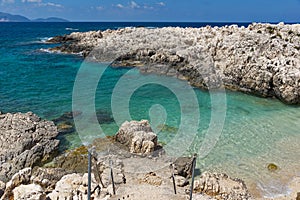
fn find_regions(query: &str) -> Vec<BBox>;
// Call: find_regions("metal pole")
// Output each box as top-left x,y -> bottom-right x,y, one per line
88,150 -> 92,200
110,160 -> 116,195
189,154 -> 197,200
171,164 -> 177,194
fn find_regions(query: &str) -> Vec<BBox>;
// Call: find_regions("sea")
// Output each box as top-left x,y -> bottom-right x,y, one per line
0,22 -> 299,198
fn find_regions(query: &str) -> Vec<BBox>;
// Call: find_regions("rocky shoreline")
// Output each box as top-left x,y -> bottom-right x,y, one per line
0,111 -> 59,182
1,111 -> 300,199
47,23 -> 300,105
0,111 -> 255,200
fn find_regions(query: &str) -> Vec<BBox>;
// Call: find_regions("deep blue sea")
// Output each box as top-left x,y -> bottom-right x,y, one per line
0,22 -> 299,197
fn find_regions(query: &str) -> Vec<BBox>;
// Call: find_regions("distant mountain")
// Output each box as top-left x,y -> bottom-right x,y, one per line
0,12 -> 69,22
0,12 -> 30,22
32,17 -> 69,22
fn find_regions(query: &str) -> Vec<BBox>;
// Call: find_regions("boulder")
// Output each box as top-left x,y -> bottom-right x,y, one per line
193,172 -> 251,200
52,111 -> 82,135
115,120 -> 158,155
13,184 -> 45,200
139,172 -> 162,186
46,173 -> 105,200
31,167 -> 69,192
1,168 -> 32,200
173,157 -> 194,178
0,112 -> 59,182
0,180 -> 5,198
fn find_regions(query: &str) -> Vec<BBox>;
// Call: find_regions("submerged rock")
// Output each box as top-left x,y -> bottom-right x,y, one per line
52,111 -> 81,134
56,122 -> 75,134
51,145 -> 88,173
0,112 -> 59,182
156,124 -> 178,133
267,163 -> 279,172
53,110 -> 114,136
52,111 -> 82,124
94,109 -> 114,124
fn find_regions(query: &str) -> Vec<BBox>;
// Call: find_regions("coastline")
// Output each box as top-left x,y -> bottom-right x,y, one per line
0,111 -> 299,199
0,22 -> 299,199
0,113 -> 253,200
47,22 -> 300,105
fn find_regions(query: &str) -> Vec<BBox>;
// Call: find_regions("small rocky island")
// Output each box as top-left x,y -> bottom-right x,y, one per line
48,23 -> 300,104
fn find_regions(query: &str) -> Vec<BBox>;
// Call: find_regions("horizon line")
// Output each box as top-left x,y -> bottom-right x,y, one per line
1,21 -> 299,23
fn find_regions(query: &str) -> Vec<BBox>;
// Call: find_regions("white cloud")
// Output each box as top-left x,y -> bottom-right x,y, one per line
37,2 -> 63,7
130,1 -> 140,9
22,0 -> 42,2
1,0 -> 14,3
157,2 -> 165,6
115,3 -> 124,8
21,0 -> 62,7
96,6 -> 104,11
46,2 -> 62,7
112,1 -> 164,10
143,5 -> 154,10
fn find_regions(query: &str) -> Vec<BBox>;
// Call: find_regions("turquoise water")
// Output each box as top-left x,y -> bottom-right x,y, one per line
0,22 -> 299,197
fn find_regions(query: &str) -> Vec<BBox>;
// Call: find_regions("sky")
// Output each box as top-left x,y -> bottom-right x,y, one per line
1,0 -> 300,22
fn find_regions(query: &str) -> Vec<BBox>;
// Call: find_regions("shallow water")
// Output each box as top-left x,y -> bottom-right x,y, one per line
0,22 -> 299,197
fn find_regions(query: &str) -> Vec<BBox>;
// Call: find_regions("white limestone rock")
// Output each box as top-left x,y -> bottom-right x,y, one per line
115,120 -> 158,155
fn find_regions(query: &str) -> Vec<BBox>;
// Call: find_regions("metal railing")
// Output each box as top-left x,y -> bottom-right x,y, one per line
87,149 -> 197,200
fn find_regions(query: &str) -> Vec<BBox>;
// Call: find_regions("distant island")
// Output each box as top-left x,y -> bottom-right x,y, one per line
0,12 -> 69,22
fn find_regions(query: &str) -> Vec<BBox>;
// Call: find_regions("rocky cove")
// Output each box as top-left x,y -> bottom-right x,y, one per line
0,111 -> 256,200
0,22 -> 300,200
48,22 -> 300,104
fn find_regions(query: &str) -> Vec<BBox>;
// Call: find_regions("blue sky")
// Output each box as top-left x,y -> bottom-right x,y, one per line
1,0 -> 300,22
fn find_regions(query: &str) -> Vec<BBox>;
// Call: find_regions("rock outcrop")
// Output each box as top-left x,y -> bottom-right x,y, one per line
1,168 -> 32,200
115,120 -> 158,155
13,184 -> 45,200
30,167 -> 69,193
48,23 -> 300,104
0,112 -> 59,182
0,181 -> 4,197
46,173 -> 106,200
193,172 -> 251,200
0,115 -> 254,200
0,164 -> 254,200
48,30 -> 103,56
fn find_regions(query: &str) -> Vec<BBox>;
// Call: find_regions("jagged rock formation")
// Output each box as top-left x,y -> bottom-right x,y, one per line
1,168 -> 32,200
48,23 -> 300,104
193,172 -> 251,200
0,112 -> 59,182
115,120 -> 158,155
